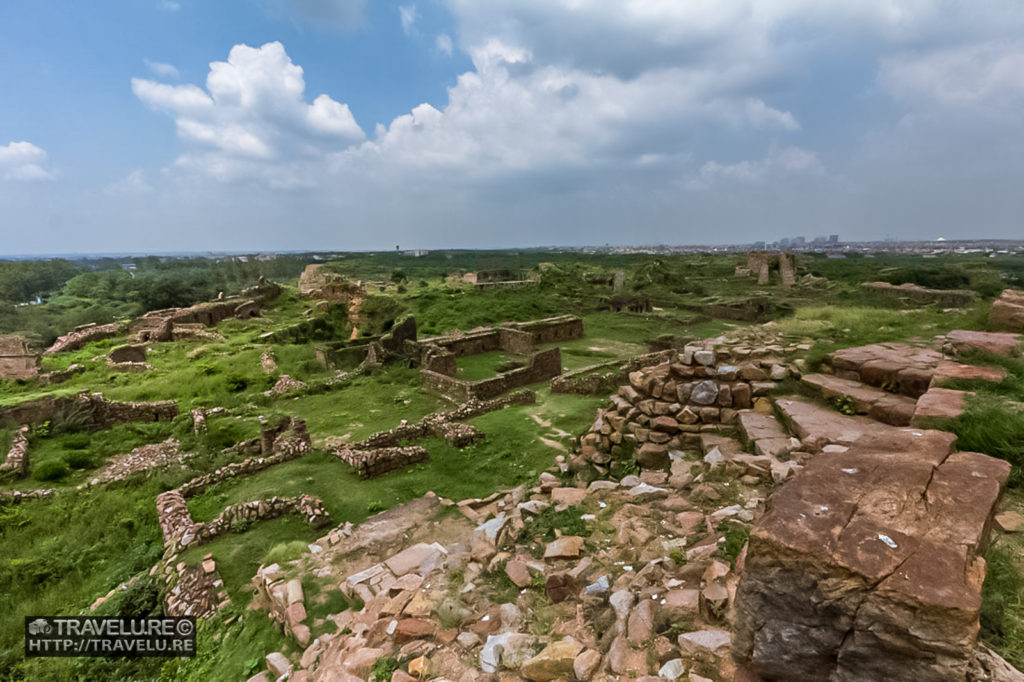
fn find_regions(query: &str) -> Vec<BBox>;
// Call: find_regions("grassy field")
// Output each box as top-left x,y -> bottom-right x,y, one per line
3,250 -> 1024,680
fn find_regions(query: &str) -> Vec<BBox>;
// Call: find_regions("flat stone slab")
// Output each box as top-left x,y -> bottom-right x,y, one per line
912,387 -> 971,426
801,373 -> 917,426
826,342 -> 943,397
932,360 -> 1007,385
989,290 -> 1024,331
734,431 -> 1011,681
945,330 -> 1022,358
737,410 -> 787,442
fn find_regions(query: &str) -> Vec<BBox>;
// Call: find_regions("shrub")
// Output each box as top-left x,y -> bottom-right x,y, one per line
63,451 -> 94,470
224,374 -> 249,392
261,540 -> 309,566
34,459 -> 70,482
369,655 -> 406,682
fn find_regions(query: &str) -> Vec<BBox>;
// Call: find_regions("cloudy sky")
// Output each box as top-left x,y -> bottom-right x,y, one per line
2,1 -> 1023,254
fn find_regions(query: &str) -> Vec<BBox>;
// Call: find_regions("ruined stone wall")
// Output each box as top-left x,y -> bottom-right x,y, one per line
518,315 -> 584,345
579,343 -> 794,469
551,350 -> 676,396
0,393 -> 177,429
45,322 -> 124,355
0,336 -> 40,380
0,488 -> 54,505
159,492 -> 330,552
497,328 -> 535,355
177,449 -> 306,498
425,348 -> 562,401
861,281 -> 976,307
0,425 -> 31,477
335,446 -> 430,478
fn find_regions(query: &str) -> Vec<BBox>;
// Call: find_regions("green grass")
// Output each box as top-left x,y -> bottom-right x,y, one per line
980,491 -> 1024,670
456,351 -> 522,381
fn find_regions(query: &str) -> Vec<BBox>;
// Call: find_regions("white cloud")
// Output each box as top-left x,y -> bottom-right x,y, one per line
692,147 -> 823,188
881,42 -> 1024,108
133,42 -> 364,186
436,34 -> 453,56
0,141 -> 54,181
144,59 -> 180,80
158,0 -> 180,12
399,4 -> 417,35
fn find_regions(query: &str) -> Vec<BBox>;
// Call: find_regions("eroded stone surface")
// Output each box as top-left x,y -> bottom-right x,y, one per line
733,430 -> 1011,681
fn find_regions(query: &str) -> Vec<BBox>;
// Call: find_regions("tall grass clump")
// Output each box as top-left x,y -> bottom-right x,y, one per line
952,395 -> 1024,486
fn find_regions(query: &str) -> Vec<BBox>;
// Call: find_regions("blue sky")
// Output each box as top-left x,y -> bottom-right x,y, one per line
1,1 -> 1023,254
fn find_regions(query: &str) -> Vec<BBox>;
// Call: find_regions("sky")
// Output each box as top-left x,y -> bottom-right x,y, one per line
1,1 -> 1023,255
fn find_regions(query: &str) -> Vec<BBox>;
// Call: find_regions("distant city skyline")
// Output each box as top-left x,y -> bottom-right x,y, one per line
2,1 -> 1024,255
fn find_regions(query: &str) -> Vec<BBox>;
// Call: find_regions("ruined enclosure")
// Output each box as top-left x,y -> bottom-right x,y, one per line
418,315 -> 583,400
0,336 -> 39,380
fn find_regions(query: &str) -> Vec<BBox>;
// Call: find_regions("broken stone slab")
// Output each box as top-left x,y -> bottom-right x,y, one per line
479,632 -> 538,673
945,329 -> 1022,358
384,542 -> 447,577
801,373 -> 917,426
733,431 -> 1011,681
544,536 -> 584,560
677,629 -> 732,658
932,360 -> 1007,386
912,387 -> 971,426
995,511 -> 1024,533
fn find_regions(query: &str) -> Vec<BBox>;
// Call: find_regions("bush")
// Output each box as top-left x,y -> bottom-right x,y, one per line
35,459 -> 70,482
63,451 -> 94,470
224,374 -> 249,392
261,540 -> 309,566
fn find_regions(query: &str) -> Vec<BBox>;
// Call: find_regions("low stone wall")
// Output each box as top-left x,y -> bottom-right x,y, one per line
160,492 -> 330,552
177,449 -> 306,498
550,351 -> 674,396
0,392 -> 177,430
861,281 -> 977,307
45,322 -> 124,355
579,343 -> 794,469
423,348 -> 562,401
335,446 -> 430,478
0,425 -> 30,477
353,391 -> 535,450
0,488 -> 54,505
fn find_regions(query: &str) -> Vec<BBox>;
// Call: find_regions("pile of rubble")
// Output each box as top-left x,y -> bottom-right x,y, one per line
80,438 -> 193,487
0,425 -> 30,477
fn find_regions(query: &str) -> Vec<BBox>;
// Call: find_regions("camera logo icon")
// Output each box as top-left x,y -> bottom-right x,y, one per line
28,619 -> 52,636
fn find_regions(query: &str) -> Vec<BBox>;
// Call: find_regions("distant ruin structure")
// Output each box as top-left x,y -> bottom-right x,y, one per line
461,269 -> 537,290
0,336 -> 40,380
736,252 -> 796,287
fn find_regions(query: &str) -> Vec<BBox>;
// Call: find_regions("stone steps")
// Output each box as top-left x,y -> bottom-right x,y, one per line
801,373 -> 918,426
736,410 -> 797,458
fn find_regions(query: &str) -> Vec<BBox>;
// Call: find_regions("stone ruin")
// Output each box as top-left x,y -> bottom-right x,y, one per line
578,341 -> 795,472
0,391 -> 177,430
45,322 -> 124,355
861,281 -> 977,307
990,288 -> 1024,331
327,391 -> 533,478
107,343 -> 150,372
298,263 -> 363,302
461,269 -> 537,290
418,315 -> 583,401
0,336 -> 40,380
736,252 -> 796,287
0,425 -> 31,478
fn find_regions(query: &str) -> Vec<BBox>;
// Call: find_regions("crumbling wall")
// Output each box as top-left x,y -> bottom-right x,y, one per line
335,446 -> 429,478
861,281 -> 976,307
0,425 -> 31,477
0,336 -> 40,380
423,348 -> 562,400
0,392 -> 177,430
45,322 -> 124,355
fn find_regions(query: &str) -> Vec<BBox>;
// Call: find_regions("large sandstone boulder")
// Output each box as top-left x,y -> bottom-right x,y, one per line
733,429 -> 1010,681
989,289 -> 1024,331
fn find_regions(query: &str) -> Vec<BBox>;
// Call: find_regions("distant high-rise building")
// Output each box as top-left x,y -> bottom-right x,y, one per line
751,241 -> 765,250
828,234 -> 839,244
779,238 -> 791,247
792,236 -> 806,246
